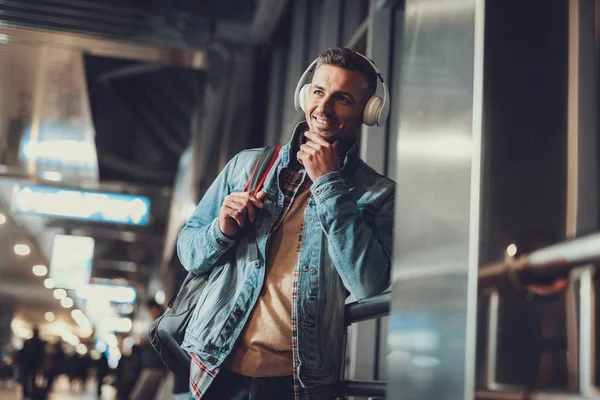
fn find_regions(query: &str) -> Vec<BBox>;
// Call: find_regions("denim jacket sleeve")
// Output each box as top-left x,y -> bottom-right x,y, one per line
177,155 -> 240,274
311,170 -> 394,300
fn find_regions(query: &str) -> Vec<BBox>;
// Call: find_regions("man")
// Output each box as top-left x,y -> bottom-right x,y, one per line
178,47 -> 394,399
19,327 -> 45,400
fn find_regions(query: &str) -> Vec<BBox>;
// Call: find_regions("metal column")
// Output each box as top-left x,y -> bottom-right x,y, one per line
388,0 -> 485,399
565,0 -> 599,395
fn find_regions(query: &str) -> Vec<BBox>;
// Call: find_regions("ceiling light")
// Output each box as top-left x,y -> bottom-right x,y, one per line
60,330 -> 80,346
123,337 -> 135,349
44,278 -> 55,289
155,290 -> 165,305
44,312 -> 55,322
76,343 -> 88,355
41,171 -> 62,182
117,303 -> 134,314
14,244 -> 30,256
32,265 -> 48,276
53,288 -> 67,300
61,297 -> 74,308
105,334 -> 118,347
0,214 -> 6,224
506,244 -> 518,257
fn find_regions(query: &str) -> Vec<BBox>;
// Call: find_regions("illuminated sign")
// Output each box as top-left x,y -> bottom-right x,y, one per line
50,235 -> 94,289
12,184 -> 151,226
100,317 -> 133,333
75,284 -> 137,304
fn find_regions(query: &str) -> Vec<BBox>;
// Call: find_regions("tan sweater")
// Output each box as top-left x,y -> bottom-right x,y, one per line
224,180 -> 311,377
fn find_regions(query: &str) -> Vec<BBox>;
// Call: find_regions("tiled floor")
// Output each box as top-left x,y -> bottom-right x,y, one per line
0,375 -> 116,400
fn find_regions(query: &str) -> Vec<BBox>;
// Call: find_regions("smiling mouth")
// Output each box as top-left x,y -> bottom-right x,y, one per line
313,116 -> 336,128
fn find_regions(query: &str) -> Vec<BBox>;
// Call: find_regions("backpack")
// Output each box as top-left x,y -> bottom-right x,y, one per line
148,145 -> 282,381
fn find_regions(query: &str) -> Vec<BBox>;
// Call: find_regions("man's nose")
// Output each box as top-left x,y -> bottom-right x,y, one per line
317,96 -> 334,114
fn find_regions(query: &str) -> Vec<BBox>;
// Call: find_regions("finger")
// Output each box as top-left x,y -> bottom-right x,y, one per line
226,197 -> 255,218
246,201 -> 256,222
224,197 -> 248,214
302,140 -> 321,151
300,144 -> 317,155
223,205 -> 245,227
256,191 -> 267,201
331,140 -> 340,154
298,150 -> 311,165
229,192 -> 263,208
227,196 -> 258,222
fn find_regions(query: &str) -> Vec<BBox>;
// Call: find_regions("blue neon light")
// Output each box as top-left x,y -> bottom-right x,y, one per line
12,184 -> 151,226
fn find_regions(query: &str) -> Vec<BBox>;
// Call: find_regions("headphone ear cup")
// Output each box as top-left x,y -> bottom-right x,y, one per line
297,84 -> 310,112
363,95 -> 383,126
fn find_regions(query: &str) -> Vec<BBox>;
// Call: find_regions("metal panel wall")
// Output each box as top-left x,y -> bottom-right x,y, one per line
388,1 -> 485,400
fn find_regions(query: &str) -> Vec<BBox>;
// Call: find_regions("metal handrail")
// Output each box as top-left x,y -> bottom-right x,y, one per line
336,292 -> 391,398
337,233 -> 600,397
345,291 -> 391,325
334,380 -> 386,398
476,389 -> 589,399
479,232 -> 600,291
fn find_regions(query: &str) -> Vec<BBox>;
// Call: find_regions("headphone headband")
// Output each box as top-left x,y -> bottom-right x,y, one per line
293,50 -> 390,127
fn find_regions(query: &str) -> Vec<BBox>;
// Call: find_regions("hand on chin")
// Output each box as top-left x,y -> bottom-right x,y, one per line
310,126 -> 338,142
297,131 -> 340,181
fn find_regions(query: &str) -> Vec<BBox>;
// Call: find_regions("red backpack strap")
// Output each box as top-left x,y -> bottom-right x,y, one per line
243,145 -> 282,194
243,159 -> 261,193
252,145 -> 281,196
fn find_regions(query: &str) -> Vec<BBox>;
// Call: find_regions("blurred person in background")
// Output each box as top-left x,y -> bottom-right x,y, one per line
65,351 -> 79,389
19,327 -> 46,399
0,348 -> 13,388
69,353 -> 91,391
11,347 -> 21,387
116,344 -> 142,400
44,340 -> 65,392
128,300 -> 168,400
96,351 -> 110,398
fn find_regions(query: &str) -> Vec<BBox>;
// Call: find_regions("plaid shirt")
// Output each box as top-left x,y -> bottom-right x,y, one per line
190,153 -> 330,399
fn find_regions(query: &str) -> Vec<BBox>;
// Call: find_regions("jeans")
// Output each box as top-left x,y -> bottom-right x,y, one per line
201,369 -> 294,400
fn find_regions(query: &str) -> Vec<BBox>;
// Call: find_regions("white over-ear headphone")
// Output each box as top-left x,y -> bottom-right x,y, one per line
293,51 -> 390,127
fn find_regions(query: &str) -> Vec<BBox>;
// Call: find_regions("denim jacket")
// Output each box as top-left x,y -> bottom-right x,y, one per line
177,122 -> 395,393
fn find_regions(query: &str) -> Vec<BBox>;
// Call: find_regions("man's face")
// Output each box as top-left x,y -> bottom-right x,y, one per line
304,64 -> 371,147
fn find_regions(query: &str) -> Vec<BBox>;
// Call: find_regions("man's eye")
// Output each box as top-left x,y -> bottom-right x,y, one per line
334,96 -> 351,105
313,90 -> 323,95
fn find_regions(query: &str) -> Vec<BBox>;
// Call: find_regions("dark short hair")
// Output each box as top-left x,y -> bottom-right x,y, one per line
315,47 -> 377,97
